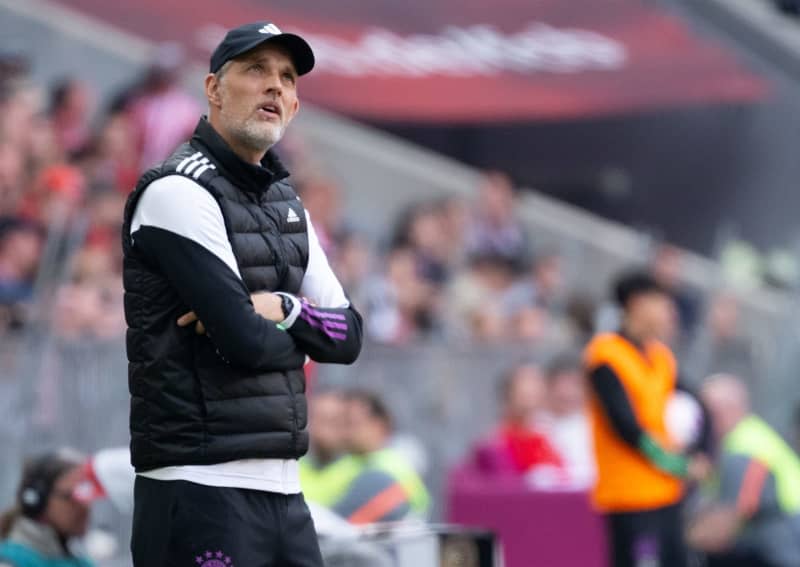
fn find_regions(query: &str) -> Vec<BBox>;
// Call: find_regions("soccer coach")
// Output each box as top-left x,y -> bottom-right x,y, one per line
122,22 -> 362,567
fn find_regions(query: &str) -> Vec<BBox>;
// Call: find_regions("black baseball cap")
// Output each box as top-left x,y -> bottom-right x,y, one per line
210,22 -> 315,76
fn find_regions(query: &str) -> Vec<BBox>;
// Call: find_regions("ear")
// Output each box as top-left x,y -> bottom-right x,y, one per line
285,97 -> 300,124
205,73 -> 222,108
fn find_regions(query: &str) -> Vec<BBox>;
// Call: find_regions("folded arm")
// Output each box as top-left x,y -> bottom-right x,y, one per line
274,211 -> 363,364
131,175 -> 305,371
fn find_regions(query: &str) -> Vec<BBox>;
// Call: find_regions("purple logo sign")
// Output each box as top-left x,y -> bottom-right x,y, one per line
195,550 -> 233,567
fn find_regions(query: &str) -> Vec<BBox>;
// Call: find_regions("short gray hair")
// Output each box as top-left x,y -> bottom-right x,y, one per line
214,60 -> 234,84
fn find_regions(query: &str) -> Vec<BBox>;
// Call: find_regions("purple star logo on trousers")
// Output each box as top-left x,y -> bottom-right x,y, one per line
195,550 -> 233,567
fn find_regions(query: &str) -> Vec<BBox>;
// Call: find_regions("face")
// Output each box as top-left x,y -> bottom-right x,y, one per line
1,229 -> 42,278
548,369 -> 586,416
534,256 -> 563,297
708,294 -> 739,340
506,365 -> 546,422
309,393 -> 348,457
700,381 -> 743,441
42,466 -> 91,538
206,43 -> 300,157
628,291 -> 677,342
346,399 -> 386,455
481,173 -> 514,222
652,247 -> 683,288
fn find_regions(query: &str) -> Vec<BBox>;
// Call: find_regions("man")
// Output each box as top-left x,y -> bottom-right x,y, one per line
0,450 -> 96,567
584,271 -> 711,567
299,389 -> 361,509
689,374 -> 800,567
123,22 -> 363,567
332,391 -> 429,524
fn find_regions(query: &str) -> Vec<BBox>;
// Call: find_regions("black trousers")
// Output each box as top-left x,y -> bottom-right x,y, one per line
605,502 -> 688,567
131,476 -> 324,567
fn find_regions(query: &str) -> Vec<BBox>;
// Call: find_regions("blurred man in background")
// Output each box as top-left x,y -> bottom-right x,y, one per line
300,390 -> 362,509
585,271 -> 712,567
0,449 -> 97,567
125,43 -> 201,172
332,390 -> 430,524
0,218 -> 42,332
650,245 -> 700,339
689,374 -> 800,567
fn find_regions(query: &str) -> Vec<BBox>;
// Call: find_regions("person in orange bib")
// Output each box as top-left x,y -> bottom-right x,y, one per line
585,271 -> 712,567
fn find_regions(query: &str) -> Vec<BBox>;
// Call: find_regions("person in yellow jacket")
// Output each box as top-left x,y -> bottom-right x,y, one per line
334,390 -> 430,524
299,390 -> 362,508
689,374 -> 800,567
585,271 -> 712,567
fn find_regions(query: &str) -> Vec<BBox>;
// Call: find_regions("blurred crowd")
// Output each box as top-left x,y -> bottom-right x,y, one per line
3,42 -> 800,567
0,45 -> 199,340
0,45 -> 766,395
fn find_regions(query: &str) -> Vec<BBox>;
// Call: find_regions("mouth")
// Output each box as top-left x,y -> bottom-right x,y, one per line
257,102 -> 281,120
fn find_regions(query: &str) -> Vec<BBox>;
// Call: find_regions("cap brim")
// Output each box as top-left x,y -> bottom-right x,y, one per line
239,33 -> 315,76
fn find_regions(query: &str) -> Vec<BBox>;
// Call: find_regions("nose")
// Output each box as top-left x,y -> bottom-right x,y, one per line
263,70 -> 283,97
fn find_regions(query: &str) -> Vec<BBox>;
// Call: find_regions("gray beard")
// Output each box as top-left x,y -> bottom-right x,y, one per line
220,106 -> 284,155
235,121 -> 284,154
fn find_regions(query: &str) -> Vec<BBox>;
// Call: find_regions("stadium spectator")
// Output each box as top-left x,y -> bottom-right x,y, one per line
52,243 -> 125,340
295,172 -> 344,257
689,374 -> 800,567
333,390 -> 430,523
0,143 -> 24,216
77,111 -> 139,195
538,354 -> 594,488
392,202 -> 452,285
300,390 -> 362,509
650,244 -> 700,339
468,362 -> 565,485
447,253 -> 517,342
464,171 -> 529,273
48,79 -> 93,158
506,250 -> 565,315
686,292 -> 758,390
0,449 -> 97,567
125,43 -> 201,172
18,164 -> 85,226
330,231 -> 371,308
364,246 -> 439,344
0,219 -> 43,332
437,195 -> 469,270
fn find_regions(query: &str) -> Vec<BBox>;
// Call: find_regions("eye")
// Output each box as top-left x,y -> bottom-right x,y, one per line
248,63 -> 263,73
283,72 -> 296,84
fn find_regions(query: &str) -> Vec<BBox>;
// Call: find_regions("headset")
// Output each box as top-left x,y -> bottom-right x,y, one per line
18,451 -> 82,519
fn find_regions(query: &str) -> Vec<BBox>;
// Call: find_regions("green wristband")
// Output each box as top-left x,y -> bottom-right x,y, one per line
639,434 -> 688,478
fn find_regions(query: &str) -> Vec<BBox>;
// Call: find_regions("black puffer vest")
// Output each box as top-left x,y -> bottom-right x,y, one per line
122,118 -> 310,471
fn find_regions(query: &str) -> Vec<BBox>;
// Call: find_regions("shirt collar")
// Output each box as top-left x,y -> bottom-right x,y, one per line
190,117 -> 290,193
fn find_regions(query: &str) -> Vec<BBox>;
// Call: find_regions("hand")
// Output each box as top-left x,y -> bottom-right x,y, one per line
177,292 -> 285,335
687,506 -> 739,552
177,311 -> 206,335
251,292 -> 284,323
687,453 -> 713,483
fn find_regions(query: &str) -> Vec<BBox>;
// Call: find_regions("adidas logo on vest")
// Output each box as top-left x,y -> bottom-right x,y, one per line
176,151 -> 217,180
287,208 -> 300,223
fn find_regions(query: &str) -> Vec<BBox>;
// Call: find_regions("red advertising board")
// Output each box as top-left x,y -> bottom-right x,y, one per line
61,0 -> 767,121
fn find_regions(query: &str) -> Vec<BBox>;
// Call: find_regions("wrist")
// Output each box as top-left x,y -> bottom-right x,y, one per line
639,434 -> 688,477
274,292 -> 301,329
